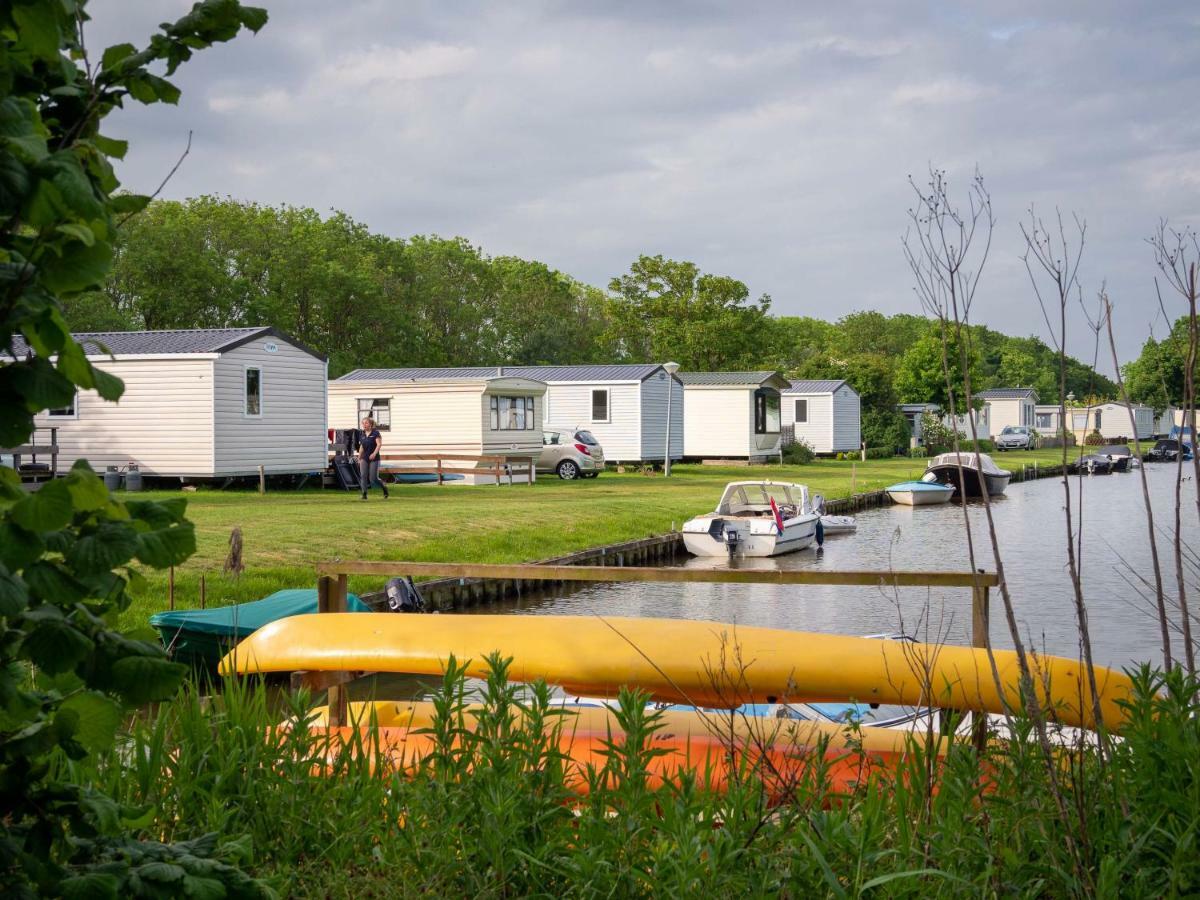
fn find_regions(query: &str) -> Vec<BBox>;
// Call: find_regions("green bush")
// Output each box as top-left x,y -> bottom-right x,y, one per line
782,438 -> 815,465
863,446 -> 895,459
909,446 -> 929,458
861,407 -> 911,454
927,438 -> 995,455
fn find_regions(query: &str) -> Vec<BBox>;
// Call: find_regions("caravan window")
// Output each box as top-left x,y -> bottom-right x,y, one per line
49,391 -> 78,419
1036,412 -> 1053,430
490,395 -> 535,431
754,388 -> 781,435
357,398 -> 391,431
591,389 -> 610,422
244,367 -> 261,417
793,398 -> 808,424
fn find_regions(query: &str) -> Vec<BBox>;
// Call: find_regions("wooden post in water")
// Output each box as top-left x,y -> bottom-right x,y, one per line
971,571 -> 991,752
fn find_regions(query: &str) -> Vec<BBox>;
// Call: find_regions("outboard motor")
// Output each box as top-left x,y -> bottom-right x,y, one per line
723,526 -> 741,556
385,576 -> 426,613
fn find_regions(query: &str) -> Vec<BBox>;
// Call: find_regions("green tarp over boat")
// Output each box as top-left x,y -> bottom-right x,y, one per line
151,588 -> 370,670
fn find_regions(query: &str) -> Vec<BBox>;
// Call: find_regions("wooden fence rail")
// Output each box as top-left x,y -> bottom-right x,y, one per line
307,560 -> 996,734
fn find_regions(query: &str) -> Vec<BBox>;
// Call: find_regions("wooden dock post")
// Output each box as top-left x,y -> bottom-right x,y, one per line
971,571 -> 991,752
316,574 -> 350,727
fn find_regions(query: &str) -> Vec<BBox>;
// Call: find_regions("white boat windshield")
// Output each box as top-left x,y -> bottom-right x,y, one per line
927,452 -> 1007,476
716,482 -> 810,517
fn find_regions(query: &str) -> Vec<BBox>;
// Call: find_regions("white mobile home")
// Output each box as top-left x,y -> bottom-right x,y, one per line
328,369 -> 547,483
21,327 -> 328,479
1040,403 -> 1156,442
976,388 -> 1038,438
678,371 -> 789,461
501,364 -> 683,464
781,380 -> 862,453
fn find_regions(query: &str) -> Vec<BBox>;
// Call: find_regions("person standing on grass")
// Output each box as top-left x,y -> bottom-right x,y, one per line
358,417 -> 389,500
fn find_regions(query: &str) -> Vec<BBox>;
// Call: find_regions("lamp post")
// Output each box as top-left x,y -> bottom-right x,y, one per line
663,362 -> 680,476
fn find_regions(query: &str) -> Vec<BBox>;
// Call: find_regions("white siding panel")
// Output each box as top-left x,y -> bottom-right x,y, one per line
639,373 -> 684,462
328,381 -> 484,454
33,358 -> 216,476
831,387 -> 861,452
213,339 -> 328,475
684,388 -> 758,457
543,382 -> 641,461
785,394 -> 833,452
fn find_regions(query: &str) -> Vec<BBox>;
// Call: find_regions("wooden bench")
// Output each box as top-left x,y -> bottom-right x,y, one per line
375,452 -> 536,486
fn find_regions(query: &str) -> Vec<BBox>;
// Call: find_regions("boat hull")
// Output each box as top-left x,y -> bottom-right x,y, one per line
925,465 -> 1011,497
681,515 -> 818,557
221,613 -> 1135,732
888,488 -> 953,506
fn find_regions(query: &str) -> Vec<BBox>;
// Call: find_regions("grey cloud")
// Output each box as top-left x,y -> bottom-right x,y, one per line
87,1 -> 1200,367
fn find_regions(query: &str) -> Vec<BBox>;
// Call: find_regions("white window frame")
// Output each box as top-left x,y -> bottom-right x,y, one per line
490,395 -> 536,431
49,391 -> 79,419
243,366 -> 262,418
591,388 -> 610,423
793,398 -> 808,424
357,397 -> 391,432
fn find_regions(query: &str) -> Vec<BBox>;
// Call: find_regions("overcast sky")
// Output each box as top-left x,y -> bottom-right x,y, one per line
90,2 -> 1200,368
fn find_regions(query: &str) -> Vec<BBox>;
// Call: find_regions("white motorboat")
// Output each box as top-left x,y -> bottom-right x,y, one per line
886,477 -> 956,506
924,452 -> 1012,497
682,481 -> 821,557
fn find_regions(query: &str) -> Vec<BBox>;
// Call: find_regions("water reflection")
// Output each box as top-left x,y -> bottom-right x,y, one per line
469,466 -> 1198,669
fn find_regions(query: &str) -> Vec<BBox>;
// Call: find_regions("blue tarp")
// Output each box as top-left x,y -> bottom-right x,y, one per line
150,588 -> 369,639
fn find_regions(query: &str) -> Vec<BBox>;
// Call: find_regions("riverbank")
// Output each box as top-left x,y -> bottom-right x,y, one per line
124,448 -> 1067,626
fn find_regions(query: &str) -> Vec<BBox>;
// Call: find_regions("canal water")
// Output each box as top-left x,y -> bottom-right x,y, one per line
471,465 -> 1199,670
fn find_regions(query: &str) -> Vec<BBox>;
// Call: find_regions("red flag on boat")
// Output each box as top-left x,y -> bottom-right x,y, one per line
769,496 -> 785,535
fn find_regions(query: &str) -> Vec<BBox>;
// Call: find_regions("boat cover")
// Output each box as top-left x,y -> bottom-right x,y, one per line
1098,445 -> 1131,457
151,589 -> 369,639
927,452 -> 1009,476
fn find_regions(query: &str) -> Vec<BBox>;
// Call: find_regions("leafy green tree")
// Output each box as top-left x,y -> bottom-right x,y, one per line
489,257 -> 611,365
606,255 -> 771,369
1123,318 -> 1198,411
895,330 -> 983,410
1,2 -> 272,896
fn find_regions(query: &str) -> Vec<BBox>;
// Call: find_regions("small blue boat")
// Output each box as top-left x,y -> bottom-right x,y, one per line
885,479 -> 956,506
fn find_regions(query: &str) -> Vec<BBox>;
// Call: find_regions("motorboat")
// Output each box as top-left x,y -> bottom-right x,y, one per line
886,477 -> 956,506
1097,445 -> 1134,472
1072,453 -> 1113,475
1146,439 -> 1193,462
681,481 -> 821,557
924,452 -> 1012,497
808,492 -> 857,535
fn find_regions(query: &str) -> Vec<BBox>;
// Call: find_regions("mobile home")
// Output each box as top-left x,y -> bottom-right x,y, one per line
328,369 -> 547,483
897,403 -> 941,446
506,364 -> 683,464
1042,402 -> 1156,442
21,327 -> 328,479
678,371 -> 789,461
781,380 -> 862,453
976,388 -> 1039,439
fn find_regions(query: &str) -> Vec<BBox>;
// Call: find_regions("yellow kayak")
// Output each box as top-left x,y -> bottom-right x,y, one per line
220,613 -> 1133,732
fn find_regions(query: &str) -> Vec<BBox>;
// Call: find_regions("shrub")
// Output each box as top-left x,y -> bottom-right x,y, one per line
909,446 -> 928,458
928,438 -> 995,455
863,446 -> 895,459
782,439 -> 815,465
861,407 -> 911,454
1085,430 -> 1106,446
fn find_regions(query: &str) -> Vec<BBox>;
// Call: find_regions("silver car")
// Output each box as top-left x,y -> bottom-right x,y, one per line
996,425 -> 1034,450
538,427 -> 605,480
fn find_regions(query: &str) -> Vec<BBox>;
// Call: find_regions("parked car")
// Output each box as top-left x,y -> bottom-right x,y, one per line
995,425 -> 1035,450
1146,439 -> 1194,462
538,427 -> 605,480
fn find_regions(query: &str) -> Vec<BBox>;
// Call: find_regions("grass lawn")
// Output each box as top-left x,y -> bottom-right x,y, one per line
122,447 -> 1068,628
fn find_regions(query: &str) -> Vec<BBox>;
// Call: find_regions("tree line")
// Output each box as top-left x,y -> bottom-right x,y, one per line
64,196 -> 1119,447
